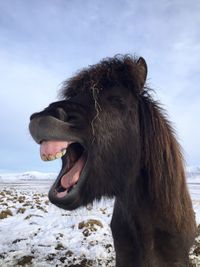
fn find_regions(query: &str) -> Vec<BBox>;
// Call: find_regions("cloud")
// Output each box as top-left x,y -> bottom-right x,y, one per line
0,52 -> 63,171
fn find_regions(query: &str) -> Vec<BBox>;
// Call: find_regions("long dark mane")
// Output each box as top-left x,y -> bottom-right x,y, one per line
139,90 -> 193,229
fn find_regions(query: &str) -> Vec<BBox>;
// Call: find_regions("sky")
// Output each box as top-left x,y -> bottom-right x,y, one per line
0,0 -> 199,172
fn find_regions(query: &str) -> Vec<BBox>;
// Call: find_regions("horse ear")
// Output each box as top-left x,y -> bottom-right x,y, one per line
137,57 -> 147,89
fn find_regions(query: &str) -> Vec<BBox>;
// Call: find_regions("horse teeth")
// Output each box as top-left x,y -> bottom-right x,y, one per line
62,149 -> 67,156
41,149 -> 67,162
48,155 -> 55,161
41,155 -> 47,161
55,152 -> 63,159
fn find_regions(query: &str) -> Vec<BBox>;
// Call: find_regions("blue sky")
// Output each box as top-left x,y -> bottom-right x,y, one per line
0,0 -> 199,172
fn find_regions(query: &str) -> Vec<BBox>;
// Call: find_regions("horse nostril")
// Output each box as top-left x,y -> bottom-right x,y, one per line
56,108 -> 67,121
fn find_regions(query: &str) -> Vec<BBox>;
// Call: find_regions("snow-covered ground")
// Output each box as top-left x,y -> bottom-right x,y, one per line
0,169 -> 200,266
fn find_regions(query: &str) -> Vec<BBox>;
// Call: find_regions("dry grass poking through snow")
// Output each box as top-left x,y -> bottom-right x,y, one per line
0,187 -> 115,267
0,187 -> 200,267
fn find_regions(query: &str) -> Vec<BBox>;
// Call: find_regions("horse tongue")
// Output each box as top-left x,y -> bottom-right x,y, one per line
61,157 -> 85,190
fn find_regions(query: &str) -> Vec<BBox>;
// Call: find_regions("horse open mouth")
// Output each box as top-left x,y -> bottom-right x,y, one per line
40,140 -> 87,199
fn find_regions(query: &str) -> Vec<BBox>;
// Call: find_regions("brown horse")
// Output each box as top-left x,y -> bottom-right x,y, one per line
29,55 -> 196,266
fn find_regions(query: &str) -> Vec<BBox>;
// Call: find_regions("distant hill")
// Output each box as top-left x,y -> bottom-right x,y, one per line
186,166 -> 200,181
0,168 -> 199,183
0,171 -> 56,183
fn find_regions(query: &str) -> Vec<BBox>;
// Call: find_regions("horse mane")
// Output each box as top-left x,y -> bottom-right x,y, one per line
60,54 -> 145,99
139,90 -> 191,228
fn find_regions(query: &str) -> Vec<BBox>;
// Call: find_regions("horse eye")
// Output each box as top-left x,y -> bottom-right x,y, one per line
108,95 -> 121,101
107,96 -> 124,107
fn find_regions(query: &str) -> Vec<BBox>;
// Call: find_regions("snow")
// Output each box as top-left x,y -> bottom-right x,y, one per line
0,171 -> 56,182
0,169 -> 200,266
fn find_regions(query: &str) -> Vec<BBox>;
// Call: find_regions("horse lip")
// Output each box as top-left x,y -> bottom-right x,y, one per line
29,115 -> 82,144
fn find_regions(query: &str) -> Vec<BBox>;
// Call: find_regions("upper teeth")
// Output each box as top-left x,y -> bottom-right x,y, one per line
41,149 -> 67,161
